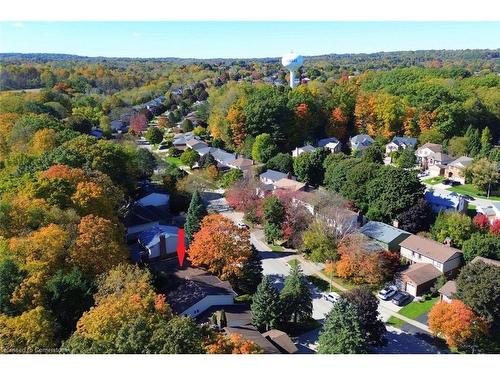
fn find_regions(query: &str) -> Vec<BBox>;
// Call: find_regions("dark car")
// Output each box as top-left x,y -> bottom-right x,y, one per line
392,291 -> 412,306
461,194 -> 474,200
442,179 -> 452,185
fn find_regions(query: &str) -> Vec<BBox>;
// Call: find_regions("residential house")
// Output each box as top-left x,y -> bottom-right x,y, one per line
227,157 -> 254,173
445,156 -> 473,184
195,146 -> 236,168
137,192 -> 170,208
259,169 -> 289,185
424,190 -> 468,213
476,202 -> 500,223
89,129 -> 104,139
110,120 -> 126,133
398,235 -> 463,296
350,134 -> 374,152
438,280 -> 457,303
123,203 -> 173,242
138,225 -> 183,261
186,138 -> 208,151
292,145 -> 316,158
274,178 -> 307,192
317,137 -> 341,153
262,330 -> 299,354
385,136 -> 417,155
360,221 -> 411,252
427,153 -> 455,177
166,266 -> 236,318
172,133 -> 195,150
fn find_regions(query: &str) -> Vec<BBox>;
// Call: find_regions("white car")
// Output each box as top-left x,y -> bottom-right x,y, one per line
236,222 -> 249,229
324,292 -> 340,304
377,285 -> 398,300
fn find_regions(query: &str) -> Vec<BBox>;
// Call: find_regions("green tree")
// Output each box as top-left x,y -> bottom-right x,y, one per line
67,115 -> 92,134
280,263 -> 313,324
324,158 -> 362,193
466,158 -> 499,197
100,115 -> 112,138
251,133 -> 278,163
361,144 -> 384,164
431,211 -> 474,249
231,246 -> 263,295
462,233 -> 500,262
480,127 -> 492,157
395,147 -> 417,168
219,310 -> 227,329
267,153 -> 294,174
199,153 -> 216,169
341,161 -> 381,211
448,136 -> 469,157
456,261 -> 500,336
181,118 -> 193,132
301,221 -> 337,262
263,196 -> 285,225
293,148 -> 330,187
317,299 -> 367,354
251,276 -> 282,331
145,127 -> 164,145
44,268 -> 95,340
0,259 -> 26,316
342,287 -> 386,346
396,199 -> 435,233
180,148 -> 199,169
220,169 -> 243,189
184,190 -> 208,243
466,126 -> 481,157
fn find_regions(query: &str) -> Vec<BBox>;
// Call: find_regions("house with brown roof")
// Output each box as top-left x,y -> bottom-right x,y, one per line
416,143 -> 454,173
227,157 -> 254,172
262,329 -> 298,354
398,235 -> 463,296
438,280 -> 457,303
445,156 -> 473,184
274,178 -> 307,192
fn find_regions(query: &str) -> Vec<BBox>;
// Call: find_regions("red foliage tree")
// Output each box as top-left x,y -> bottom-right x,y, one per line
473,214 -> 490,231
129,113 -> 148,135
490,219 -> 500,236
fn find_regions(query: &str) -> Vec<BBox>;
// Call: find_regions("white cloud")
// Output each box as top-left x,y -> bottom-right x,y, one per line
12,22 -> 24,28
132,32 -> 141,38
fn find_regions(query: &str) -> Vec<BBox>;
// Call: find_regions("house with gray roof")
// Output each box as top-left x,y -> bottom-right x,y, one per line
424,189 -> 468,213
360,221 -> 411,252
292,144 -> 316,158
385,136 -> 417,155
259,169 -> 289,185
350,134 -> 374,152
445,156 -> 474,184
317,137 -> 341,153
138,225 -> 183,261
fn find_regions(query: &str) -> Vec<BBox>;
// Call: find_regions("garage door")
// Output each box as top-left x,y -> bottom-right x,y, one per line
405,282 -> 417,297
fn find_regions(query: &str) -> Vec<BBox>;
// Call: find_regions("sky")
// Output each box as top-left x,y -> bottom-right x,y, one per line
0,21 -> 499,59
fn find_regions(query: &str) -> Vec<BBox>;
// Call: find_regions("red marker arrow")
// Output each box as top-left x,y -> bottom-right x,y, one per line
176,227 -> 186,267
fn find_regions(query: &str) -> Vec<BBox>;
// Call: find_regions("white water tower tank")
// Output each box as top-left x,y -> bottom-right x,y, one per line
282,52 -> 304,88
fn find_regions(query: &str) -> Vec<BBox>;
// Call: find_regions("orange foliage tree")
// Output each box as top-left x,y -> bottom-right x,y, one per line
188,214 -> 252,280
335,234 -> 399,285
226,98 -> 247,150
69,215 -> 127,277
327,107 -> 348,140
428,300 -> 488,348
204,333 -> 262,354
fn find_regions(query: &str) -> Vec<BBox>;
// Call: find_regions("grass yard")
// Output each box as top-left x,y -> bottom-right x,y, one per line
306,274 -> 343,293
268,244 -> 284,252
287,259 -> 300,267
398,296 -> 439,320
320,269 -> 373,291
448,184 -> 500,201
424,176 -> 445,185
234,294 -> 253,303
165,156 -> 182,167
280,317 -> 321,337
386,316 -> 406,329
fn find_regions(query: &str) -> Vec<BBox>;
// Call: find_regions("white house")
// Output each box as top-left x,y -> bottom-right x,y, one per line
167,267 -> 236,317
317,137 -> 341,153
137,192 -> 170,208
292,145 -> 316,158
138,225 -> 182,261
415,143 -> 454,172
438,280 -> 457,303
476,202 -> 500,223
385,136 -> 417,155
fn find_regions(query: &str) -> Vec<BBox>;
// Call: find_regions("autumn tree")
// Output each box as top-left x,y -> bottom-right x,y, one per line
205,333 -> 262,354
69,215 -> 127,277
189,214 -> 253,281
428,300 -> 488,349
32,128 -> 57,156
473,214 -> 490,231
129,113 -> 148,135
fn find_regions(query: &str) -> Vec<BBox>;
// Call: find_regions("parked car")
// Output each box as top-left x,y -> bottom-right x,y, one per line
236,222 -> 249,229
324,292 -> 340,304
417,171 -> 429,178
392,291 -> 412,306
377,285 -> 398,300
158,144 -> 169,150
461,194 -> 474,200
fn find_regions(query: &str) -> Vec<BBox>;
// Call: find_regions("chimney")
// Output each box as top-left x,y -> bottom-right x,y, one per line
443,237 -> 452,247
393,220 -> 399,228
159,234 -> 167,258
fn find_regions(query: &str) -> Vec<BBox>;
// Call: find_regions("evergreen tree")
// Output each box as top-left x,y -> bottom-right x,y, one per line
251,276 -> 282,331
280,263 -> 313,324
184,190 -> 208,243
466,126 -> 481,157
480,127 -> 492,157
230,245 -> 263,295
0,259 -> 26,316
219,310 -> 227,329
317,299 -> 368,354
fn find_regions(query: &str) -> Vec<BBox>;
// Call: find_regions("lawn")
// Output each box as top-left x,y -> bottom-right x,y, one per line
306,274 -> 342,293
268,244 -> 284,252
165,156 -> 182,167
234,294 -> 253,303
448,184 -> 500,201
386,316 -> 406,329
279,317 -> 321,337
321,269 -> 373,291
398,296 -> 439,320
287,259 -> 300,267
424,176 -> 445,185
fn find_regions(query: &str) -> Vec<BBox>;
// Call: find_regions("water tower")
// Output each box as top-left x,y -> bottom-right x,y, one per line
281,52 -> 304,89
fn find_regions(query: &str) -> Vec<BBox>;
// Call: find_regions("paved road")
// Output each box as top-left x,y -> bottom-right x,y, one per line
209,199 -> 440,353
